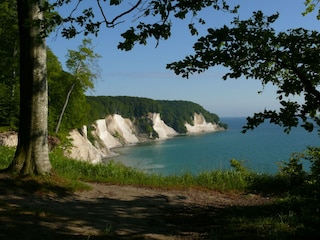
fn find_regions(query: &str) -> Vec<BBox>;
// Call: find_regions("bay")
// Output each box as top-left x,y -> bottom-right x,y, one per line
112,117 -> 319,175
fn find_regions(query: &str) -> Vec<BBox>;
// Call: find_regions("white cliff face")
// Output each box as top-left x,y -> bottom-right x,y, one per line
151,113 -> 177,139
94,119 -> 121,149
105,114 -> 139,144
0,112 -> 224,164
66,115 -> 140,164
185,113 -> 223,133
66,128 -> 104,164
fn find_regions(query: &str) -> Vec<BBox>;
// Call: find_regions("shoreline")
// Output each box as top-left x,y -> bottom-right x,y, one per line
102,130 -> 227,174
105,129 -> 223,158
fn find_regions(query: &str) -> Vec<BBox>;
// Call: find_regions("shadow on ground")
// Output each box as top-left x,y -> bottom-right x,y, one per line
0,174 -> 318,239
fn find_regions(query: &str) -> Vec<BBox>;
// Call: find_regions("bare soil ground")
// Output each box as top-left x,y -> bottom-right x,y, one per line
0,173 -> 273,239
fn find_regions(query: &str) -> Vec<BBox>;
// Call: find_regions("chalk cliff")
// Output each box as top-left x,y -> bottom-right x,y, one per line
93,119 -> 121,149
151,113 -> 177,139
67,113 -> 171,162
0,112 -> 225,164
185,113 -> 224,133
105,114 -> 140,145
66,112 -> 225,163
66,127 -> 104,164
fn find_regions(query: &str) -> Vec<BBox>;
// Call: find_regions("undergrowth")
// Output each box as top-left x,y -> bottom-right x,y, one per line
49,148 -> 248,191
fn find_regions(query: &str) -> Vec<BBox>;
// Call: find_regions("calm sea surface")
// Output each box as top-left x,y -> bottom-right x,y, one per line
112,117 -> 319,175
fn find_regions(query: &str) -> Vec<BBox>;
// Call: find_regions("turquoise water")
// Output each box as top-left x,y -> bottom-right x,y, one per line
112,117 -> 319,175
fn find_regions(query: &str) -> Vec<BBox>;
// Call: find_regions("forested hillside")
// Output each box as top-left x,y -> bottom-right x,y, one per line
1,40 -> 225,135
86,96 -> 226,133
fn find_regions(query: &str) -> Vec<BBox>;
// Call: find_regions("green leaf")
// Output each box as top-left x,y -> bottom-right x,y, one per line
110,0 -> 122,6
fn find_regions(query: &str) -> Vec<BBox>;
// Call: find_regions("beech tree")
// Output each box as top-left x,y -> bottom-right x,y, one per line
167,11 -> 320,133
8,0 -> 237,176
55,38 -> 100,134
8,0 -> 51,175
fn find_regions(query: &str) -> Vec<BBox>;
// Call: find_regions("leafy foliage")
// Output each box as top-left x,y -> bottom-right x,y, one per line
50,0 -> 238,49
0,0 -> 19,130
54,38 -> 100,133
278,147 -> 320,198
0,2 -> 94,135
167,11 -> 320,134
86,95 -> 224,133
303,0 -> 320,19
65,38 -> 100,91
0,146 -> 15,169
47,48 -> 91,134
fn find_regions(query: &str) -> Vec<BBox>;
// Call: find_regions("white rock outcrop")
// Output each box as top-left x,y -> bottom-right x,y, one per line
66,113 -> 180,163
66,128 -> 104,164
66,115 -> 138,163
0,132 -> 17,147
151,113 -> 177,139
94,119 -> 121,149
185,113 -> 223,133
105,114 -> 139,144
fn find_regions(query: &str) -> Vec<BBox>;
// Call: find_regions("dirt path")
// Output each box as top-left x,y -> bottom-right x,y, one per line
0,173 -> 272,239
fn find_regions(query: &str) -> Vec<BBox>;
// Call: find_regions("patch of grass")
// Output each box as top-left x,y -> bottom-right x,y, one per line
0,146 -> 89,192
196,170 -> 248,191
0,146 -> 14,169
50,149 -> 249,191
50,149 -> 150,183
208,195 -> 320,239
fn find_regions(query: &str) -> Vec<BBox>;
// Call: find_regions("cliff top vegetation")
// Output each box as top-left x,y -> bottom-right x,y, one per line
86,95 -> 226,133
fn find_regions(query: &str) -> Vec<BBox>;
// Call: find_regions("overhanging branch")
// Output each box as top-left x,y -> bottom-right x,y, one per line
96,0 -> 143,28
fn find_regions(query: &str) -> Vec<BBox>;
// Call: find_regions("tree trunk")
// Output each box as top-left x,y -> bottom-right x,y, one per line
55,82 -> 75,134
9,0 -> 51,175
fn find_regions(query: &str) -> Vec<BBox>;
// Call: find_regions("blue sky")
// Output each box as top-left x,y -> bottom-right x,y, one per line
48,0 -> 320,117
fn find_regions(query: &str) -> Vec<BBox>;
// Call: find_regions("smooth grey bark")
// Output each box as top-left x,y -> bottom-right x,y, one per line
9,0 -> 51,175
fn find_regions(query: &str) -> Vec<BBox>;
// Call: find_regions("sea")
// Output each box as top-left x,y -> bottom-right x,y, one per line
112,117 -> 319,176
